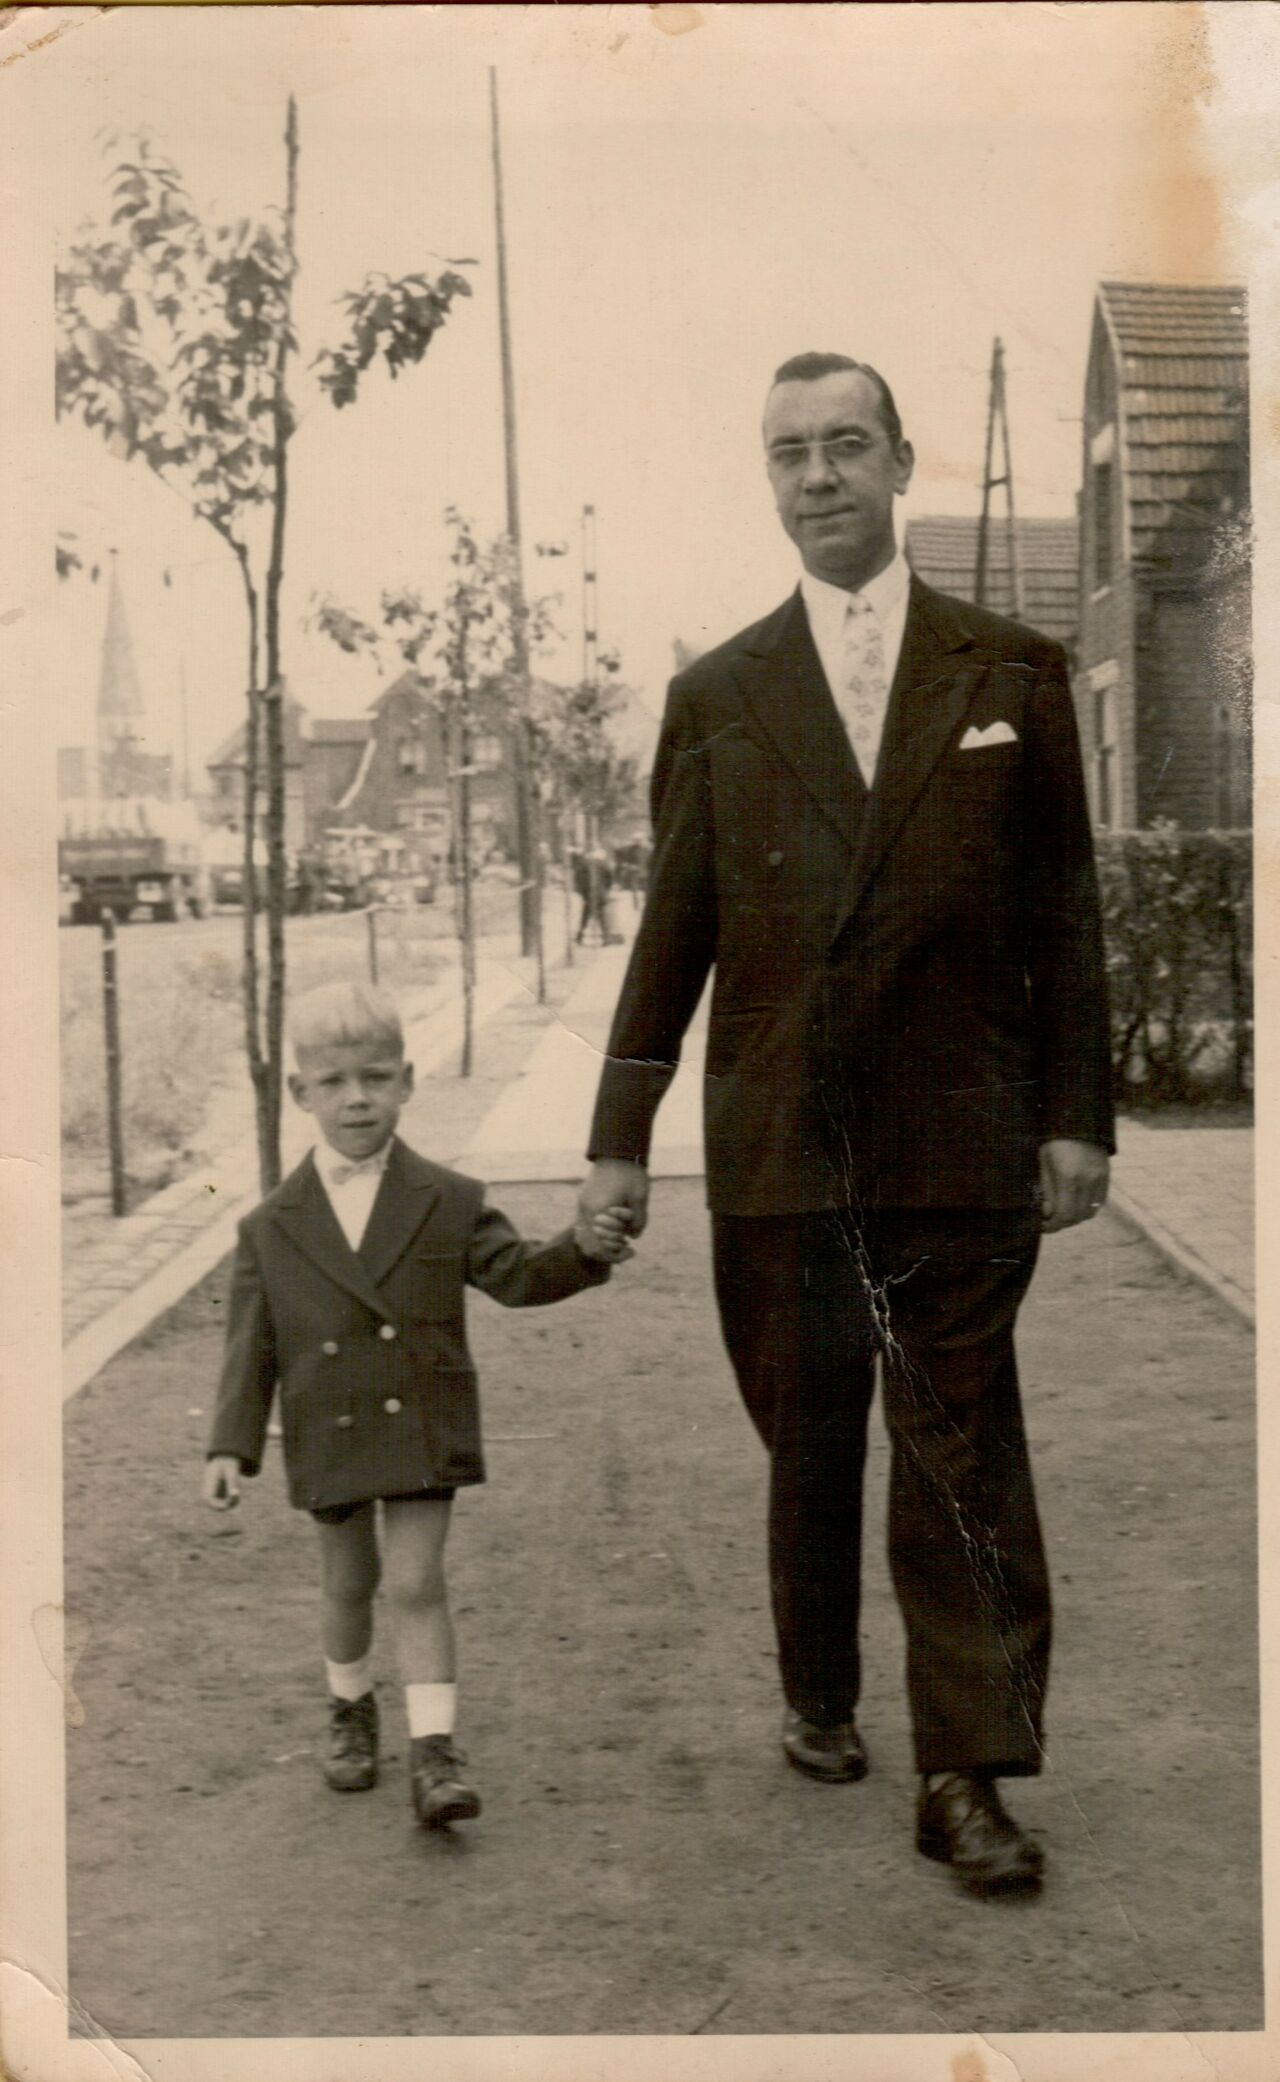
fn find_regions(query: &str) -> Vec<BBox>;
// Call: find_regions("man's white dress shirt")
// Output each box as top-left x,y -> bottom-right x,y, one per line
800,549 -> 911,786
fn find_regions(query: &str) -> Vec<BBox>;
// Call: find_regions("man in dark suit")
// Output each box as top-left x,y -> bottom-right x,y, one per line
578,352 -> 1113,1896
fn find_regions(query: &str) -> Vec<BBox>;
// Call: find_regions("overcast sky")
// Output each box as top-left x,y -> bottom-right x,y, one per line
35,3 -> 1272,774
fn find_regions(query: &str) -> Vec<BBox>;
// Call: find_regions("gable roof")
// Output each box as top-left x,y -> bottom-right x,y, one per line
206,693 -> 307,772
310,717 -> 371,746
1094,280 -> 1249,568
904,515 -> 1079,646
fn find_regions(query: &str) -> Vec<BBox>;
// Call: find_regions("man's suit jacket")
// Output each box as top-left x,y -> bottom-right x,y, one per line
208,1137 -> 608,1510
588,577 -> 1114,1216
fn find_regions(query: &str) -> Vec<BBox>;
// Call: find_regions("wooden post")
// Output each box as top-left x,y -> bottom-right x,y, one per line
101,910 -> 127,1217
366,905 -> 379,984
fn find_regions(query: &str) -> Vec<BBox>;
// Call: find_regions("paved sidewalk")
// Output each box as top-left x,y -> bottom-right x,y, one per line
1111,1114 -> 1254,1323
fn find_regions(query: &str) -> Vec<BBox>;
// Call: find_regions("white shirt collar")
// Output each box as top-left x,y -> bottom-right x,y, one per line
316,1138 -> 393,1187
799,546 -> 911,640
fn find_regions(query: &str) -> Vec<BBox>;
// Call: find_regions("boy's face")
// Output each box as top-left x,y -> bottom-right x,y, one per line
288,1034 -> 413,1160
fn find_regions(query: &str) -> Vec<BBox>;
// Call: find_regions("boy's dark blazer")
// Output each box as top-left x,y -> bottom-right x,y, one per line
209,1137 -> 607,1511
588,576 -> 1114,1214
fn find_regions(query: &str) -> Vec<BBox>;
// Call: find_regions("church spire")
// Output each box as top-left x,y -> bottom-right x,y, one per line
97,550 -> 145,747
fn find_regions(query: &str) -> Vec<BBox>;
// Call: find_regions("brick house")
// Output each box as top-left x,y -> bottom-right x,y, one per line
205,697 -> 371,852
904,516 -> 1080,656
1073,280 -> 1250,831
325,671 -> 518,873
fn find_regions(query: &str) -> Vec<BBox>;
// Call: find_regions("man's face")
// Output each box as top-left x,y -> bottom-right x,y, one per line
764,370 -> 914,588
288,1034 -> 413,1160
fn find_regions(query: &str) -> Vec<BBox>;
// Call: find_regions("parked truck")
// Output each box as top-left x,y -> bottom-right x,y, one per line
59,800 -> 210,925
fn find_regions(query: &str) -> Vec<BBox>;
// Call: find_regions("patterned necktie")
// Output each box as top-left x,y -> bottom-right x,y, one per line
838,593 -> 889,787
330,1155 -> 385,1187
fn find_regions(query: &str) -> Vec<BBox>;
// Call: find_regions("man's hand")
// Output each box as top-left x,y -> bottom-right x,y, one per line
1038,1139 -> 1110,1233
202,1455 -> 242,1511
579,1159 -> 651,1241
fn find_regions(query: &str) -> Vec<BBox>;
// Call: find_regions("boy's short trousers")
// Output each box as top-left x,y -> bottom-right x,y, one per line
311,1488 -> 456,1526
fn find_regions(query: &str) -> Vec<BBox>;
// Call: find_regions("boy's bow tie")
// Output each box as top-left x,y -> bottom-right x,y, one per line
329,1155 -> 385,1186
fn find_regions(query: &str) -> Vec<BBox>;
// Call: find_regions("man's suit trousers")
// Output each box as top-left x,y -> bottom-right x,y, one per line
711,1206 -> 1050,1776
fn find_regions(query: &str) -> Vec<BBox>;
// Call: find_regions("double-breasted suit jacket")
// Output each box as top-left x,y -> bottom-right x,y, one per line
208,1137 -> 608,1512
588,577 -> 1114,1212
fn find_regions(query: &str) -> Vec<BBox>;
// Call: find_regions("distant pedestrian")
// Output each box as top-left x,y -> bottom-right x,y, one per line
575,845 -> 614,944
203,980 -> 631,1830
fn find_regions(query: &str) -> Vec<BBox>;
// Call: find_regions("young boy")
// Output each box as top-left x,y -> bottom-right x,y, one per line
203,979 -> 630,1830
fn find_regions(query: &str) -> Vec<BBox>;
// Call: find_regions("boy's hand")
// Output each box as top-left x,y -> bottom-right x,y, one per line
203,1456 -> 242,1511
574,1205 -> 636,1265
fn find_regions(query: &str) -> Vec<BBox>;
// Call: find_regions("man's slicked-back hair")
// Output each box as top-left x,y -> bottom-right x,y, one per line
769,352 -> 904,449
289,979 -> 405,1066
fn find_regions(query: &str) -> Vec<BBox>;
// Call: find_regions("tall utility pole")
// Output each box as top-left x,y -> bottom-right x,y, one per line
974,336 -> 1024,618
581,502 -> 598,691
489,66 -> 539,962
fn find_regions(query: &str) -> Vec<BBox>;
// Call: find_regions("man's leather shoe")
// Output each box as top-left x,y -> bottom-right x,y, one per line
916,1771 -> 1043,1895
410,1734 -> 482,1829
324,1691 -> 379,1792
782,1709 -> 869,1783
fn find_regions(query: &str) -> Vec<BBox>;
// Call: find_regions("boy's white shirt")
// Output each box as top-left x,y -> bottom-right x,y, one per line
314,1139 -> 392,1251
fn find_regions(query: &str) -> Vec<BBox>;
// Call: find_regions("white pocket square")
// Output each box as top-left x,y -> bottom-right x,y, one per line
959,720 -> 1018,751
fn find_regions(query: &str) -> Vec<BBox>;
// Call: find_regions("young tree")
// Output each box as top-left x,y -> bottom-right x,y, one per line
316,512 -> 544,1071
528,661 -> 641,959
56,110 -> 473,1189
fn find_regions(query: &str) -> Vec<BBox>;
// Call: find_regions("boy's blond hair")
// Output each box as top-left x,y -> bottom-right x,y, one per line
288,980 -> 404,1066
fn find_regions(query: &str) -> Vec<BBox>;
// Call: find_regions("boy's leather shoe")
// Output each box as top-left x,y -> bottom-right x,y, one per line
410,1734 -> 481,1829
782,1709 -> 869,1782
916,1771 -> 1043,1896
324,1691 -> 379,1792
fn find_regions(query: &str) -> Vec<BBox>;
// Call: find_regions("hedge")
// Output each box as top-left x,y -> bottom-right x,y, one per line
1093,825 -> 1252,1106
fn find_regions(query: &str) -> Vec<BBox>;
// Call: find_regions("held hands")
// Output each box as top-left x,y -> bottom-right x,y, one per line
1038,1139 -> 1110,1233
574,1158 -> 651,1264
574,1204 -> 637,1265
202,1455 -> 242,1512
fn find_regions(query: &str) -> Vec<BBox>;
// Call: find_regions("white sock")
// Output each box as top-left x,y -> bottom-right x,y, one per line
406,1682 -> 456,1738
326,1656 -> 373,1703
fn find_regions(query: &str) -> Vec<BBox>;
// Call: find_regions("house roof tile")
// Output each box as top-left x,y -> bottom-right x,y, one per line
904,516 -> 1079,644
1095,282 -> 1249,567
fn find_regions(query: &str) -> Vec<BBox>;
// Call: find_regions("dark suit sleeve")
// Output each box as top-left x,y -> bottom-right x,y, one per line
1024,647 -> 1115,1152
465,1204 -> 610,1307
587,675 -> 717,1163
207,1220 -> 279,1478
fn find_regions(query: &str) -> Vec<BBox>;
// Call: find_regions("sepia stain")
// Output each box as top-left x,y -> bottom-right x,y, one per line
650,4 -> 705,37
1143,4 -> 1228,280
952,2054 -> 989,2082
32,1602 -> 91,1727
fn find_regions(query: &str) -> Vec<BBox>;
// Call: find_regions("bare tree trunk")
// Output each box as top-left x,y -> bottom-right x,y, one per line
529,770 -> 545,1003
259,92 -> 301,1190
446,699 -> 476,1079
458,671 -> 476,1077
233,546 -> 272,1190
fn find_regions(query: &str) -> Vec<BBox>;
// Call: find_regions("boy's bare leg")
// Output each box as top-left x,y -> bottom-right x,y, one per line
380,1495 -> 455,1681
382,1496 -> 479,1825
315,1503 -> 380,1664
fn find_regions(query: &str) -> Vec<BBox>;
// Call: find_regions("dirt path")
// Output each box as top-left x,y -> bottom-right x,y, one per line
64,1174 -> 1259,2040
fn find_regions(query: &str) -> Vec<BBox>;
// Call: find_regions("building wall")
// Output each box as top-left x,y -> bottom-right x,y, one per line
1137,576 -> 1251,828
303,737 -> 368,842
330,677 -> 519,867
205,762 -> 307,851
1075,328 -> 1142,829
